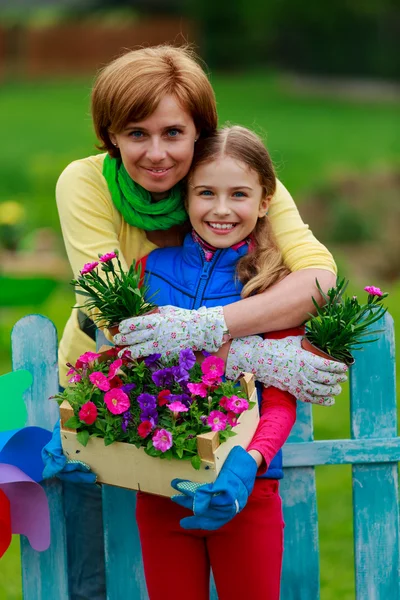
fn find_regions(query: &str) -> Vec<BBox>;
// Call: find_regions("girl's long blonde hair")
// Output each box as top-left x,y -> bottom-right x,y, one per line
189,126 -> 289,297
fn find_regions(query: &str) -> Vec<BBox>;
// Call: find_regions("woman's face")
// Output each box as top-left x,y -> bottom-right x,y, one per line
188,156 -> 269,248
110,95 -> 198,199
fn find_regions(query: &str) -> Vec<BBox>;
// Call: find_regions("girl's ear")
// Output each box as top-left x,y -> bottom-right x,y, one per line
258,194 -> 272,218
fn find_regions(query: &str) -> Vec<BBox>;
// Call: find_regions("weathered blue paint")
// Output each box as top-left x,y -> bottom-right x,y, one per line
11,313 -> 399,599
283,436 -> 400,467
350,313 -> 399,599
12,315 -> 69,600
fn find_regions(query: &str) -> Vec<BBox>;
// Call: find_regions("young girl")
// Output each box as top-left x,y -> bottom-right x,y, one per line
115,125 -> 305,599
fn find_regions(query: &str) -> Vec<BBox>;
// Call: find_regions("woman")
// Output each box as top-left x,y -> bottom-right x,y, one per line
52,45 -> 347,599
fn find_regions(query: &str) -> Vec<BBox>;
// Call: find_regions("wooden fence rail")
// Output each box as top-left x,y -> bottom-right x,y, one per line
11,313 -> 399,599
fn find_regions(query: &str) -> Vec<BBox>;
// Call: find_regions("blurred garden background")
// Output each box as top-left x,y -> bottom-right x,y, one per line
0,0 -> 399,598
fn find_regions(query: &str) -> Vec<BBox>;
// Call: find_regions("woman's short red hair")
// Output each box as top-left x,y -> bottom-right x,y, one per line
91,45 -> 218,157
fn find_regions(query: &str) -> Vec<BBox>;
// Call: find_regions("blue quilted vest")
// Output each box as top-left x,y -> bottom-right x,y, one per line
143,233 -> 283,480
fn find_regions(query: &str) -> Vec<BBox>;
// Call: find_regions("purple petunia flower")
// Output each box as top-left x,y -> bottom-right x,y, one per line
137,393 -> 157,411
171,365 -> 189,384
121,383 -> 136,394
140,408 -> 158,428
152,367 -> 174,387
179,348 -> 196,371
144,353 -> 162,371
121,410 -> 132,432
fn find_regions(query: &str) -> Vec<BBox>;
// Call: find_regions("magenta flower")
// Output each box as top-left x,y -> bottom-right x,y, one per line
68,373 -> 82,384
227,411 -> 239,427
168,401 -> 189,414
89,371 -> 111,391
108,358 -> 123,380
225,395 -> 249,414
207,410 -> 228,432
80,261 -> 99,275
76,351 -> 101,368
152,429 -> 173,452
104,388 -> 130,414
187,382 -> 208,397
99,252 -> 117,262
201,356 -> 225,378
79,401 -> 98,425
364,285 -> 383,297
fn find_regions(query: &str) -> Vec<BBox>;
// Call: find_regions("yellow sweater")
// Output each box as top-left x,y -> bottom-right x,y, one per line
56,153 -> 336,387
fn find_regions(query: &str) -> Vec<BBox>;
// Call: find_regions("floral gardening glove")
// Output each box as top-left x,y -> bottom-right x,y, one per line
42,420 -> 97,484
171,446 -> 258,530
226,335 -> 348,406
113,305 -> 227,357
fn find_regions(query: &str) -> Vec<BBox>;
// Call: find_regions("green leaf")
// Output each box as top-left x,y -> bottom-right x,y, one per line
77,429 -> 90,447
64,416 -> 81,429
191,455 -> 202,470
104,437 -> 115,447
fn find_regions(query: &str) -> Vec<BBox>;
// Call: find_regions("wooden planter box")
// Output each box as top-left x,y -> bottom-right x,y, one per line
60,373 -> 259,497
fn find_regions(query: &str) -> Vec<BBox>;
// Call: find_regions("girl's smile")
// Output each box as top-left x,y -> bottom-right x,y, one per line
188,156 -> 269,248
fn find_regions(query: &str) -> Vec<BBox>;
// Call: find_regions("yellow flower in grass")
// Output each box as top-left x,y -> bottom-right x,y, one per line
0,201 -> 26,226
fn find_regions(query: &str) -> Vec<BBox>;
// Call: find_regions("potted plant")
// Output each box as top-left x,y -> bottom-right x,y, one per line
71,250 -> 156,335
302,278 -> 388,366
57,349 -> 259,497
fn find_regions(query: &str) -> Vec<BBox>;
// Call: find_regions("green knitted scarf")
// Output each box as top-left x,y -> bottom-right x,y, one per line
103,154 -> 188,231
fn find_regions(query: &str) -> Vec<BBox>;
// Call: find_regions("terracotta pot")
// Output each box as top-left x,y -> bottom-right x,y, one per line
108,307 -> 159,340
301,337 -> 355,366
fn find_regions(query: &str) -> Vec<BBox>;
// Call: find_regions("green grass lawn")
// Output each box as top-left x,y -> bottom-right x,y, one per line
0,73 -> 398,599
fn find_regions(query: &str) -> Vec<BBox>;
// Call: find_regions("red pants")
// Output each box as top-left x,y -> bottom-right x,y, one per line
136,478 -> 284,600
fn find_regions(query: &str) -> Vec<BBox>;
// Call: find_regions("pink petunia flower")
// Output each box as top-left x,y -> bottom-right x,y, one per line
152,429 -> 173,452
201,356 -> 225,378
168,401 -> 189,413
225,395 -> 249,415
80,261 -> 99,275
104,388 -> 130,415
138,421 -> 153,438
187,382 -> 208,398
207,410 -> 228,432
68,373 -> 82,384
89,371 -> 111,391
79,401 -> 98,425
227,411 -> 239,427
108,359 -> 123,380
99,252 -> 117,263
76,351 -> 101,368
364,285 -> 383,297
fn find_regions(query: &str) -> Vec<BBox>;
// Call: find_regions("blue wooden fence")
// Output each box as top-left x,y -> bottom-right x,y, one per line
11,313 -> 399,599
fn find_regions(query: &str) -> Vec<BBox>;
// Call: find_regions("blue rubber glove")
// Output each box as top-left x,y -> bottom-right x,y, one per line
171,446 -> 258,530
42,420 -> 97,484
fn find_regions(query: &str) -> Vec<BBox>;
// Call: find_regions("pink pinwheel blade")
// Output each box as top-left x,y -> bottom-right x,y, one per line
0,464 -> 50,552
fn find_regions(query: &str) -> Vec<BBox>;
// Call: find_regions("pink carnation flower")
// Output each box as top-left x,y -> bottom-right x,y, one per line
168,401 -> 189,413
207,410 -> 228,432
187,382 -> 208,397
89,371 -> 111,391
225,395 -> 249,414
104,388 -> 130,415
364,285 -> 383,297
80,261 -> 99,275
99,252 -> 117,262
108,358 -> 123,380
152,429 -> 173,452
79,401 -> 98,425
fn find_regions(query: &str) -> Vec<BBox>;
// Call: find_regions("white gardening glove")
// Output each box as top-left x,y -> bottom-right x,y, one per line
226,336 -> 348,406
113,305 -> 227,357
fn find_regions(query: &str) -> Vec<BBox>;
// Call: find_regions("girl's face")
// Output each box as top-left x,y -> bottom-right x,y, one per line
110,95 -> 198,199
188,156 -> 270,248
